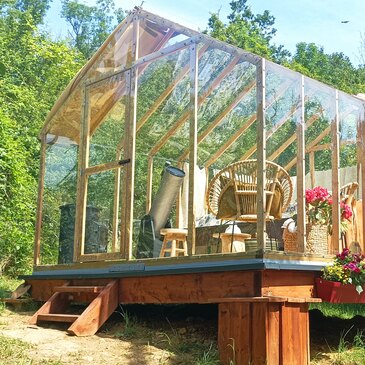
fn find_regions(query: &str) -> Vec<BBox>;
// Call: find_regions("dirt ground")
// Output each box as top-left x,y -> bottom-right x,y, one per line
1,305 -> 364,365
0,304 -> 218,365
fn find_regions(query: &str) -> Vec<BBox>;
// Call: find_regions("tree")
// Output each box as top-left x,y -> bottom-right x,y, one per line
61,0 -> 125,59
206,0 -> 290,62
0,0 -> 83,274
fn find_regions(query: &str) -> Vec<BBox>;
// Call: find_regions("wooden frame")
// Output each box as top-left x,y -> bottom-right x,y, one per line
34,8 -> 365,268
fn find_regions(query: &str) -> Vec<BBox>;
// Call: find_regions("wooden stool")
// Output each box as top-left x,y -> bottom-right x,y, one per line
160,228 -> 188,257
213,233 -> 251,253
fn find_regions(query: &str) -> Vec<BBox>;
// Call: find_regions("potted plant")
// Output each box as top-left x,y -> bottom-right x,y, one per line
316,248 -> 365,303
305,186 -> 352,254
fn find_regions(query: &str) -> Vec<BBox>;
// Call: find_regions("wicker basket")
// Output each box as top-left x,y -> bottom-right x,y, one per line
306,223 -> 328,255
283,228 -> 298,252
283,224 -> 329,255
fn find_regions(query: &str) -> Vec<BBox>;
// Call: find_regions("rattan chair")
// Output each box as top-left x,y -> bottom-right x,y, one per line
340,181 -> 359,249
206,159 -> 293,223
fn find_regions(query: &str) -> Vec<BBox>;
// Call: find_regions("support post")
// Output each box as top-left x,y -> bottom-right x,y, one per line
187,42 -> 198,255
331,90 -> 341,254
218,298 -> 310,365
297,75 -> 306,253
33,134 -> 47,266
256,58 -> 266,250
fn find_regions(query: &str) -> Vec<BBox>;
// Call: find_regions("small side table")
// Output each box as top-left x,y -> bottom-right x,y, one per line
159,228 -> 188,257
213,232 -> 251,253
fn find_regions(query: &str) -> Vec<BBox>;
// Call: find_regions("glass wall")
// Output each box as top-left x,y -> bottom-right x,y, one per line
133,46 -> 190,259
39,11 -> 365,265
339,93 -> 364,252
40,134 -> 78,264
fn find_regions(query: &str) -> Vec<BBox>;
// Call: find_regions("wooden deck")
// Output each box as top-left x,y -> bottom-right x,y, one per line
21,255 -> 327,365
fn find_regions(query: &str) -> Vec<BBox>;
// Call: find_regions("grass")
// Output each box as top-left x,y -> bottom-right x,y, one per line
0,276 -> 22,299
0,335 -> 64,365
329,328 -> 365,365
310,302 -> 365,319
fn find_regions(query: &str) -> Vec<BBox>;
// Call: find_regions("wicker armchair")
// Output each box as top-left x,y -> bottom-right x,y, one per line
206,159 -> 293,222
340,181 -> 359,249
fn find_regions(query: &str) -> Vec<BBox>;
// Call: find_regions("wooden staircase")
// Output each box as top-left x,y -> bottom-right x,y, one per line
29,280 -> 118,336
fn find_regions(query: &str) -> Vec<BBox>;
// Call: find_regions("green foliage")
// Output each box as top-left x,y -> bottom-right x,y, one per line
0,0 -> 83,274
61,0 -> 124,59
288,42 -> 365,94
206,0 -> 290,61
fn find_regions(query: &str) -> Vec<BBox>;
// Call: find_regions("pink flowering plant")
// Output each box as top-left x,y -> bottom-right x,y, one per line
322,248 -> 365,294
305,186 -> 352,234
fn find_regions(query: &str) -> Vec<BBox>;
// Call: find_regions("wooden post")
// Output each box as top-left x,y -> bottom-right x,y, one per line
331,90 -> 340,254
309,152 -> 315,188
33,134 -> 47,266
146,156 -> 154,214
296,75 -> 306,253
256,58 -> 266,250
187,43 -> 198,256
217,298 -> 311,365
358,111 -> 365,252
73,85 -> 90,262
122,17 -> 139,260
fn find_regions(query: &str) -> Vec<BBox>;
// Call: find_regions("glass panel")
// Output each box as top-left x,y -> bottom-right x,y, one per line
88,73 -> 127,166
86,22 -> 134,82
339,92 -> 364,251
138,17 -> 190,59
196,47 -> 259,255
265,61 -> 301,252
133,47 -> 190,259
302,78 -> 335,255
84,170 -> 120,254
40,134 -> 78,265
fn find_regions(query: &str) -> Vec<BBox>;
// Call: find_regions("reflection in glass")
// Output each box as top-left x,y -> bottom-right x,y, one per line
40,134 -> 78,264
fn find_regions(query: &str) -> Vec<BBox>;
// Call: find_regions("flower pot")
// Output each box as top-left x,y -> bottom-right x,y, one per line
315,278 -> 365,303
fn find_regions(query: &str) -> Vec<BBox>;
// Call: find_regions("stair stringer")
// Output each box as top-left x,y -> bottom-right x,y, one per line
67,279 -> 119,336
29,282 -> 71,325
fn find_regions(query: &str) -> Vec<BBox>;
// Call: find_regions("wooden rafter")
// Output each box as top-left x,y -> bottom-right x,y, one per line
284,125 -> 331,171
176,79 -> 256,162
268,114 -> 320,161
205,114 -> 257,168
148,55 -> 242,157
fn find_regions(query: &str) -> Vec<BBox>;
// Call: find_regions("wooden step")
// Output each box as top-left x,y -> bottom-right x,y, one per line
37,314 -> 79,323
54,286 -> 105,294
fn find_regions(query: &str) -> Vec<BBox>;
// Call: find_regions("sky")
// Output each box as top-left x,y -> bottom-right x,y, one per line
45,0 -> 365,66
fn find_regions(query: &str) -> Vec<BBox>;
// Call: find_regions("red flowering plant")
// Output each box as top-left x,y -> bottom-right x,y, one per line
305,186 -> 352,234
322,248 -> 365,294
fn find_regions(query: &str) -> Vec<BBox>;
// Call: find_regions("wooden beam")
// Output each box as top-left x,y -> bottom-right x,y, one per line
296,75 -> 306,253
256,58 -> 266,251
331,90 -> 340,255
187,43 -> 198,256
309,152 -> 315,187
73,86 -> 91,262
122,20 -> 139,260
34,134 -> 46,266
146,156 -> 154,213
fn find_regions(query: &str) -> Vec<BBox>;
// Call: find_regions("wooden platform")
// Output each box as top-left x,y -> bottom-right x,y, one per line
22,263 -> 322,364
